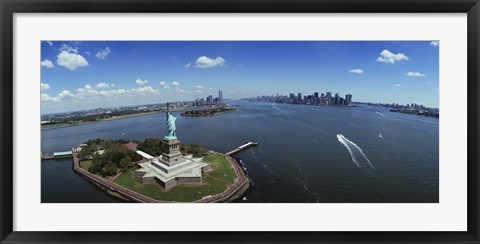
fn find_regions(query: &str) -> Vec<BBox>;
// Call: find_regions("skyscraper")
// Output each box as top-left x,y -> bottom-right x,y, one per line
345,94 -> 352,105
219,90 -> 223,104
325,92 -> 332,104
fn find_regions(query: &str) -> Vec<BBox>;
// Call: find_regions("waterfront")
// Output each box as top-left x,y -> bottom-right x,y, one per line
41,101 -> 439,203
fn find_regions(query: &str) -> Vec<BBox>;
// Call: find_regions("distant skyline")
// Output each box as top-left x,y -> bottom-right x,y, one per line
41,41 -> 439,114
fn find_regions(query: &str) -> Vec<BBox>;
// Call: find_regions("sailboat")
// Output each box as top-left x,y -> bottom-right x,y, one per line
379,133 -> 383,139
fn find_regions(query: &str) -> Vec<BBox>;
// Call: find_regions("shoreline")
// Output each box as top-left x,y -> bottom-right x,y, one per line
42,105 -> 226,130
42,111 -> 164,131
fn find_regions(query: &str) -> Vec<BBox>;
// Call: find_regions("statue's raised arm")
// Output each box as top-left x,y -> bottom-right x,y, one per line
164,102 -> 177,140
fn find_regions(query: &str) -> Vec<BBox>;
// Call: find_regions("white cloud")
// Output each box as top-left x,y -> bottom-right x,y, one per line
42,84 -> 160,106
377,50 -> 409,64
406,71 -> 426,77
96,47 -> 111,59
41,59 -> 54,68
195,56 -> 226,68
41,82 -> 50,91
96,82 -> 110,89
96,88 -> 127,96
393,84 -> 401,87
430,41 -> 439,47
131,86 -> 159,94
110,83 -> 116,87
349,69 -> 363,74
159,81 -> 181,89
184,63 -> 191,68
45,41 -> 53,46
58,90 -> 74,99
427,81 -> 432,84
41,93 -> 58,102
136,78 -> 148,85
196,85 -> 203,89
60,44 -> 78,53
56,50 -> 88,70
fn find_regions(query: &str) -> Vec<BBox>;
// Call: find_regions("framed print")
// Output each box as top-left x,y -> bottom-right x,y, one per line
1,0 -> 479,243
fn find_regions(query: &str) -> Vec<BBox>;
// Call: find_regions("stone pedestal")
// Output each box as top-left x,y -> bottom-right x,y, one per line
159,139 -> 185,167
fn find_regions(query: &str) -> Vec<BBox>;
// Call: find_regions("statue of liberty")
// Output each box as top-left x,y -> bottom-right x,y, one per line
164,102 -> 177,140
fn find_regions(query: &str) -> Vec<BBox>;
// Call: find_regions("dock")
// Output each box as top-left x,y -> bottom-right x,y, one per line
225,142 -> 258,156
41,150 -> 73,160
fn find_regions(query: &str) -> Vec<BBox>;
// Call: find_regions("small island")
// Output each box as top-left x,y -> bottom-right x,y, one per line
181,107 -> 237,117
72,102 -> 250,203
389,108 -> 439,118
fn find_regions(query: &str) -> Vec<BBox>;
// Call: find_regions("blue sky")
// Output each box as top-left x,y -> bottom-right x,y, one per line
41,41 -> 439,114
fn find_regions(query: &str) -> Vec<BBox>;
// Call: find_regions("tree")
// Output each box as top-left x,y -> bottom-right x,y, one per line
103,163 -> 117,176
138,138 -> 163,156
79,143 -> 97,159
185,143 -> 208,157
84,139 -> 140,177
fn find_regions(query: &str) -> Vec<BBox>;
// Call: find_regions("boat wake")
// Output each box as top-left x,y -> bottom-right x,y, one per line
376,111 -> 385,116
337,134 -> 375,169
290,158 -> 320,202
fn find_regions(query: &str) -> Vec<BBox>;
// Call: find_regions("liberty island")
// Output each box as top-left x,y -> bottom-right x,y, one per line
69,102 -> 251,202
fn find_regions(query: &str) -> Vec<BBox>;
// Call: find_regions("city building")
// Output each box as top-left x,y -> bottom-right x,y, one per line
219,90 -> 223,104
345,94 -> 352,105
326,92 -> 332,104
240,90 -> 360,107
207,95 -> 213,105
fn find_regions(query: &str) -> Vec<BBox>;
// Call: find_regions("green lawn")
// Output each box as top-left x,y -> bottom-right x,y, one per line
79,160 -> 92,171
79,160 -> 107,179
203,154 -> 237,183
112,153 -> 237,202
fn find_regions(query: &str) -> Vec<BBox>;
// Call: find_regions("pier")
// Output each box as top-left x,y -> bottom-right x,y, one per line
41,151 -> 73,160
225,142 -> 258,156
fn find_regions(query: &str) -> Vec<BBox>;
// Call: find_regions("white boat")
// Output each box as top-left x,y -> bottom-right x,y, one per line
379,133 -> 383,139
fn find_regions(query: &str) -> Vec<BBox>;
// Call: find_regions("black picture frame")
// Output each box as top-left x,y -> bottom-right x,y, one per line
1,0 -> 479,243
